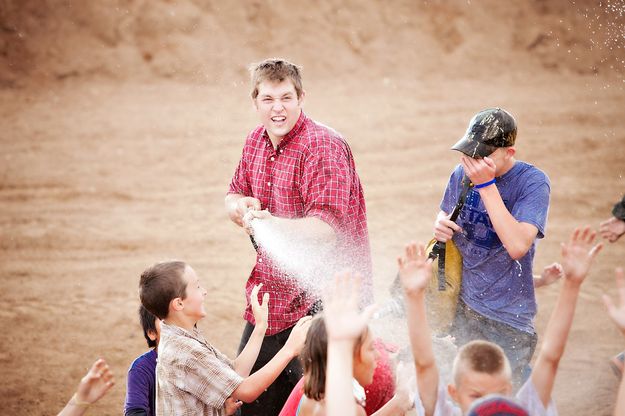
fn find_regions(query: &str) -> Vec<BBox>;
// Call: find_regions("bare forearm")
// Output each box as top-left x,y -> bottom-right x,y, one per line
405,294 -> 438,415
533,281 -> 580,405
234,325 -> 267,377
370,394 -> 406,416
477,186 -> 535,259
272,216 -> 336,245
232,347 -> 296,402
326,341 -> 357,416
616,371 -> 625,416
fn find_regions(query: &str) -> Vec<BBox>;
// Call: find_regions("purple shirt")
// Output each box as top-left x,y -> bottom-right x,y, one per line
124,349 -> 156,416
441,161 -> 550,333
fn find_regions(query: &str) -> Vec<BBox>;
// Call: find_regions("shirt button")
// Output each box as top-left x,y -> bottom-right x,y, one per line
267,182 -> 271,186
279,149 -> 283,153
258,258 -> 263,263
270,157 -> 275,161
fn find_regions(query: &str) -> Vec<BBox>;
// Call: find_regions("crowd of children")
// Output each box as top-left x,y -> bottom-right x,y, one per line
53,58 -> 625,416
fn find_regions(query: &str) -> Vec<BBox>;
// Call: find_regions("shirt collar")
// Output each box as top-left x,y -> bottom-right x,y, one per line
263,111 -> 307,150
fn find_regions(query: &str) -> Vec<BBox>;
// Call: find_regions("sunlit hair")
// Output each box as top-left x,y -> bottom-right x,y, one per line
249,58 -> 303,100
139,261 -> 187,320
452,340 -> 512,385
300,315 -> 369,401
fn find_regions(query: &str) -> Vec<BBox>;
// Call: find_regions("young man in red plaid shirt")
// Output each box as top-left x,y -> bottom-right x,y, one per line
225,58 -> 374,415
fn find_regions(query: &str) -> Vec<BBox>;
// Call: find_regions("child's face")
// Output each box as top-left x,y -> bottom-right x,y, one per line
180,266 -> 207,321
353,329 -> 379,387
448,368 -> 512,414
148,318 -> 162,347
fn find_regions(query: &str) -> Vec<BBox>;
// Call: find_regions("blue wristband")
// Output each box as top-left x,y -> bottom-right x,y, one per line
474,178 -> 496,189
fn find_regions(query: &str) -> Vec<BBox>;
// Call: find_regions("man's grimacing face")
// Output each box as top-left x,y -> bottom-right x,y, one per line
254,79 -> 304,144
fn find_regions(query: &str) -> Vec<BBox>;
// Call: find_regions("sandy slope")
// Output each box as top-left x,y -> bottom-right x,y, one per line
0,1 -> 624,414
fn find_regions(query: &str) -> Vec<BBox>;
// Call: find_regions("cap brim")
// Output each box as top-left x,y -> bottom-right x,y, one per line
451,136 -> 498,159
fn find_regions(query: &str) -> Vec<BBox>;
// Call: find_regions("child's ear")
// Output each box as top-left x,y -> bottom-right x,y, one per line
147,330 -> 158,342
170,297 -> 184,312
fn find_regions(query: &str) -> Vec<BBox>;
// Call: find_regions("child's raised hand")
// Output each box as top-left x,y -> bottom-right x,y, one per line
560,227 -> 603,285
323,270 -> 376,343
540,262 -> 564,287
603,268 -> 625,337
75,358 -> 115,405
285,315 -> 313,356
250,284 -> 269,330
397,243 -> 433,298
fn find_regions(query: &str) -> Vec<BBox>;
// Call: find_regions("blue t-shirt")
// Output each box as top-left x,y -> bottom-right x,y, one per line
440,161 -> 550,333
124,349 -> 157,416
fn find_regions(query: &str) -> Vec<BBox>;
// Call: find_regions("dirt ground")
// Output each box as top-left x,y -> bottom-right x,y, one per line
1,1 -> 624,415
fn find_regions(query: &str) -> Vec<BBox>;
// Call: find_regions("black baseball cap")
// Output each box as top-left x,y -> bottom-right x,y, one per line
452,108 -> 517,158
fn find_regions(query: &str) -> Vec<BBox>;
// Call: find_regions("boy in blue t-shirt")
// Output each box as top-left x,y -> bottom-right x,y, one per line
124,306 -> 159,416
433,108 -> 551,387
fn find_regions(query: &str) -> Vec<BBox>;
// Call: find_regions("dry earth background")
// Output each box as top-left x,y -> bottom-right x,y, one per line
1,0 -> 624,414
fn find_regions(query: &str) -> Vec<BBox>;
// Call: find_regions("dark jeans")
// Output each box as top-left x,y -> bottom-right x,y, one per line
237,301 -> 321,416
451,300 -> 538,389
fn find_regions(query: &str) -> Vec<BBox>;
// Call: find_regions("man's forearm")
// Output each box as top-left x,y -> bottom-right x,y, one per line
271,216 -> 336,245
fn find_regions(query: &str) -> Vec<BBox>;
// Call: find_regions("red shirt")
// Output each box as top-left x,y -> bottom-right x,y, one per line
228,112 -> 372,335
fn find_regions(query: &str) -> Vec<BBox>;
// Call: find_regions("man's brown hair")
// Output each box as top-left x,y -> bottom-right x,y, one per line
249,58 -> 303,100
452,340 -> 511,385
301,315 -> 368,401
139,261 -> 187,320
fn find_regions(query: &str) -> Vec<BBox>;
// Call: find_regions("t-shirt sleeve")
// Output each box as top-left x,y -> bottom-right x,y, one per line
124,362 -> 152,413
300,140 -> 351,233
516,378 -> 558,416
440,165 -> 464,215
176,350 -> 244,409
511,170 -> 551,239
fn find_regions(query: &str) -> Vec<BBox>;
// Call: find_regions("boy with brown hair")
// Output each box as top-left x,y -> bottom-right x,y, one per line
139,260 -> 311,415
398,227 -> 602,415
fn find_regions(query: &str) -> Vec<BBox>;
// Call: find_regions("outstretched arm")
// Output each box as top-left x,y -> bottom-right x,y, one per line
234,284 -> 269,377
232,316 -> 312,403
398,243 -> 438,416
324,271 -> 377,416
532,227 -> 602,407
244,209 -> 336,245
601,267 -> 625,416
58,359 -> 115,416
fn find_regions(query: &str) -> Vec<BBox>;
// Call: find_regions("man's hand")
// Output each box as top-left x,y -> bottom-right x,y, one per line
461,155 -> 496,186
250,284 -> 269,330
603,268 -> 625,337
561,227 -> 603,286
227,196 -> 262,227
397,243 -> 433,299
242,209 -> 272,235
433,211 -> 462,243
600,216 -> 625,243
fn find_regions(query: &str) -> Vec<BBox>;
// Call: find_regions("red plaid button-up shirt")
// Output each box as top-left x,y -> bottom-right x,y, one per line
228,112 -> 372,335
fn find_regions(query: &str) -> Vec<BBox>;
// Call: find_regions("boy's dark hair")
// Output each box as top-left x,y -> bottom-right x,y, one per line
250,58 -> 304,100
139,260 -> 187,320
453,340 -> 511,384
301,315 -> 368,401
139,305 -> 158,348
